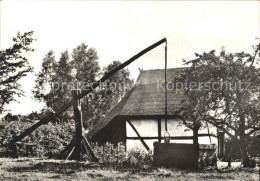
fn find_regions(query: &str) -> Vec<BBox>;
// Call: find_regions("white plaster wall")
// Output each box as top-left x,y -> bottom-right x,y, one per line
161,119 -> 193,137
161,119 -> 218,145
126,119 -> 158,137
126,119 -> 218,151
126,119 -> 158,151
126,139 -> 158,151
198,124 -> 218,145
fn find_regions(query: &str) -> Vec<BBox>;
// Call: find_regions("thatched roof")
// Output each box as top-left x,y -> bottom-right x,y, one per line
87,68 -> 186,138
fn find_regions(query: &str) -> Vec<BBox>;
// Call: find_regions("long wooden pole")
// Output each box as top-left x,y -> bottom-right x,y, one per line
72,90 -> 82,161
9,38 -> 167,145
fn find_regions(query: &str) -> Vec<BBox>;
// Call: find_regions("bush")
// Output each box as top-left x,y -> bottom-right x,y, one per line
1,115 -> 153,168
126,148 -> 153,168
91,142 -> 153,168
0,117 -> 75,157
92,142 -> 127,164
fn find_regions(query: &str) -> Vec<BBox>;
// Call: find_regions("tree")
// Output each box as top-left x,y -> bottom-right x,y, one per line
33,50 -> 73,122
176,43 -> 260,167
3,113 -> 20,122
53,50 -> 73,122
70,43 -> 100,128
87,61 -> 133,128
33,51 -> 57,108
103,60 -> 133,108
0,31 -> 35,114
32,44 -> 133,130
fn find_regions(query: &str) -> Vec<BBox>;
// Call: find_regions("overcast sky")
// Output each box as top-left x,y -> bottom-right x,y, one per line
0,0 -> 259,115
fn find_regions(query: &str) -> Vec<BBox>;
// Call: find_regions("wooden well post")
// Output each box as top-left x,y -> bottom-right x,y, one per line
59,90 -> 98,162
72,89 -> 83,161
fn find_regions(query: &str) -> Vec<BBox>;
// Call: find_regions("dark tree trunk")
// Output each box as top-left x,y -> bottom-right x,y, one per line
238,106 -> 250,167
228,133 -> 239,167
218,131 -> 225,159
239,134 -> 250,167
228,140 -> 236,167
193,125 -> 200,171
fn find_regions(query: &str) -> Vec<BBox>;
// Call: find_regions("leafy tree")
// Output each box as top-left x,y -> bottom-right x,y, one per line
70,43 -> 99,82
53,50 -> 73,122
70,43 -> 100,128
102,60 -> 133,109
33,50 -> 73,122
87,61 -> 134,128
33,50 -> 56,105
33,44 -> 133,130
177,43 -> 260,167
3,113 -> 21,122
26,111 -> 40,121
56,50 -> 71,85
0,31 -> 35,114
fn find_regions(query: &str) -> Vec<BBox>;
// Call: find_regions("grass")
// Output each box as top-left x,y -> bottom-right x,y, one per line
0,157 -> 259,180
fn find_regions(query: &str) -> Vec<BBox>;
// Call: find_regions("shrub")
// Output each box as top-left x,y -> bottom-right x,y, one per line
91,142 -> 153,168
91,142 -> 127,164
1,116 -> 154,168
126,148 -> 153,168
0,117 -> 75,157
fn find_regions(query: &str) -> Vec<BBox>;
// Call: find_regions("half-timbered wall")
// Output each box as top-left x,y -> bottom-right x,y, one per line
126,119 -> 218,151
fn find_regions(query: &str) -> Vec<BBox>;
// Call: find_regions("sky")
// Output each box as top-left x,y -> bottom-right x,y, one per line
0,0 -> 259,116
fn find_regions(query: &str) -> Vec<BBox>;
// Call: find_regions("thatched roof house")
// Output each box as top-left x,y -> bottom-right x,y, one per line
87,68 -> 217,150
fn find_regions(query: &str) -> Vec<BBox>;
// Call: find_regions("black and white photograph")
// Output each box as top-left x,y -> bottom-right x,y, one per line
0,0 -> 259,180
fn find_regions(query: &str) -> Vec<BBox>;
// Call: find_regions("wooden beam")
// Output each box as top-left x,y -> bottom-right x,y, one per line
9,38 -> 167,146
59,136 -> 76,158
82,135 -> 99,162
198,134 -> 217,138
120,115 -> 180,120
126,120 -> 150,151
126,134 -> 216,140
127,136 -> 193,140
72,90 -> 83,161
158,119 -> 161,143
59,91 -> 98,162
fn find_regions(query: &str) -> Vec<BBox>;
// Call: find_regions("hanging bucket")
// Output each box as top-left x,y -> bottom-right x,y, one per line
164,132 -> 171,144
